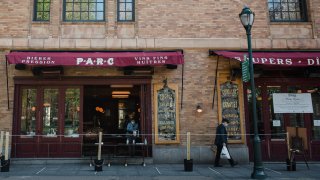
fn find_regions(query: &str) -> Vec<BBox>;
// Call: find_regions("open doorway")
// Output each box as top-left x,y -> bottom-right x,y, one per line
82,85 -> 141,156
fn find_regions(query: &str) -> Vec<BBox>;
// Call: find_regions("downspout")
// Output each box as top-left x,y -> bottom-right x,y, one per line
181,63 -> 184,109
212,56 -> 219,109
5,57 -> 9,109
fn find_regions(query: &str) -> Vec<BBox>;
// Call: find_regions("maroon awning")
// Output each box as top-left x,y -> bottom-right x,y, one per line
213,51 -> 320,67
6,51 -> 184,67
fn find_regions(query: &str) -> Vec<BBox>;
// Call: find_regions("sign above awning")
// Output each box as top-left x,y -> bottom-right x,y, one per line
6,51 -> 184,67
212,51 -> 320,67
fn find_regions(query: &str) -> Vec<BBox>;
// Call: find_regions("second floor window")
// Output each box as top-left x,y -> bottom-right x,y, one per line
63,0 -> 105,22
268,0 -> 307,22
117,0 -> 135,22
34,0 -> 51,21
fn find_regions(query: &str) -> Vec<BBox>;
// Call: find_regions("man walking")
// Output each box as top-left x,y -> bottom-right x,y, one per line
214,118 -> 237,167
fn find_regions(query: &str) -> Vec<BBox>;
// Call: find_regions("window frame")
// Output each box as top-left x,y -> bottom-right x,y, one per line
62,0 -> 106,22
117,0 -> 135,22
268,0 -> 308,22
33,0 -> 51,22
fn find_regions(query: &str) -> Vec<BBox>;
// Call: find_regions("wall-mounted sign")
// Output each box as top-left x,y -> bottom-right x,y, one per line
314,120 -> 320,127
219,81 -> 242,142
154,80 -> 180,144
272,120 -> 281,127
241,54 -> 250,82
273,93 -> 313,113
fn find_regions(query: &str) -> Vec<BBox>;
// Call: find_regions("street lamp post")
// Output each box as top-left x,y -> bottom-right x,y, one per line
239,6 -> 267,179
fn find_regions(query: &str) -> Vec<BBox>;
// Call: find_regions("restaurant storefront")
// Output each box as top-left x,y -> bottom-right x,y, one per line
6,51 -> 184,158
212,50 -> 320,161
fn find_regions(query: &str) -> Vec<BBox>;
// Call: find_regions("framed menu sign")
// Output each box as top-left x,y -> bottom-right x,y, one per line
217,73 -> 245,143
154,80 -> 180,144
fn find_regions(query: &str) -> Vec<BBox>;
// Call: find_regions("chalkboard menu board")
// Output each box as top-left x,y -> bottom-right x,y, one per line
154,82 -> 180,144
220,81 -> 241,140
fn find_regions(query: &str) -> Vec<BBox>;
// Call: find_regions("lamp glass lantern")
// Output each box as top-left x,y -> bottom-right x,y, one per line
239,7 -> 255,31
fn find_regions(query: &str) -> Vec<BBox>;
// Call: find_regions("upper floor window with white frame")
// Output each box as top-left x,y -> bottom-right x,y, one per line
268,0 -> 308,22
63,0 -> 105,22
34,0 -> 51,21
117,0 -> 135,22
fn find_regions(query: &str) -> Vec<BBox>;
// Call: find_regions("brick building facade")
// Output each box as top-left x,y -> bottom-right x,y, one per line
1,0 -> 320,163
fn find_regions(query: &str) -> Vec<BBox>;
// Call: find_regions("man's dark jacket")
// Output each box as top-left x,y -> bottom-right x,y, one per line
214,123 -> 228,145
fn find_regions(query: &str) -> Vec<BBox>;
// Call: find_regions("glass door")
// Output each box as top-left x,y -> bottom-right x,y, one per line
306,86 -> 320,160
42,88 -> 59,137
38,87 -> 60,157
15,87 -> 38,157
64,88 -> 80,138
20,88 -> 37,137
267,85 -> 287,160
14,86 -> 82,158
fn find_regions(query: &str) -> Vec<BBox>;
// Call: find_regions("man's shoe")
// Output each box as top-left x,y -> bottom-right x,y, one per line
231,161 -> 238,167
214,164 -> 223,167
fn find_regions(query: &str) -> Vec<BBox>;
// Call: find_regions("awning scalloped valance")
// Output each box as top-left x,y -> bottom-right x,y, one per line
6,51 -> 184,67
212,50 -> 320,67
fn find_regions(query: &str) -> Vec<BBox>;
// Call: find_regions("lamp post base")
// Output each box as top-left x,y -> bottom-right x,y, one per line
251,167 -> 267,179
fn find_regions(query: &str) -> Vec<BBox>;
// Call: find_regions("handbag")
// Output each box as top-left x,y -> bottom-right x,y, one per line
220,145 -> 231,159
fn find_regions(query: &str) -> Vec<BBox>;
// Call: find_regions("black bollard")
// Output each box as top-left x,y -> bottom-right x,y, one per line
94,159 -> 104,172
1,156 -> 10,172
286,158 -> 291,171
286,158 -> 296,171
291,161 -> 296,171
184,159 -> 193,172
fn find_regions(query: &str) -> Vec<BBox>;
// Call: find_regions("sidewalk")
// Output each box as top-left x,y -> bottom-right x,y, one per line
1,161 -> 319,180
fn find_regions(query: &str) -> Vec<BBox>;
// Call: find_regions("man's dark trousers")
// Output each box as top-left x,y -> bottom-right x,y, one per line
214,144 -> 235,166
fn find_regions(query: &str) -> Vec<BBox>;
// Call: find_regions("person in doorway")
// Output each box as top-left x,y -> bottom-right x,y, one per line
127,118 -> 138,134
126,115 -> 139,143
214,118 -> 238,167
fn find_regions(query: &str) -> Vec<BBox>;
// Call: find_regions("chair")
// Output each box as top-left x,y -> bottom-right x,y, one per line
289,136 -> 309,169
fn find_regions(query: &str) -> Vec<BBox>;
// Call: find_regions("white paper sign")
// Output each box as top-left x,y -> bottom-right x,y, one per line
273,93 -> 313,113
314,120 -> 320,127
272,120 -> 281,127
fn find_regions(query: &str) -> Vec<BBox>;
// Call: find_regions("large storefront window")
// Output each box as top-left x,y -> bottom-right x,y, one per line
13,78 -> 152,158
20,88 -> 37,136
245,78 -> 320,161
15,85 -> 83,157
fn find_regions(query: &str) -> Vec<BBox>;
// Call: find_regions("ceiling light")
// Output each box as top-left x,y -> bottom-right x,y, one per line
112,91 -> 131,95
112,95 -> 129,98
